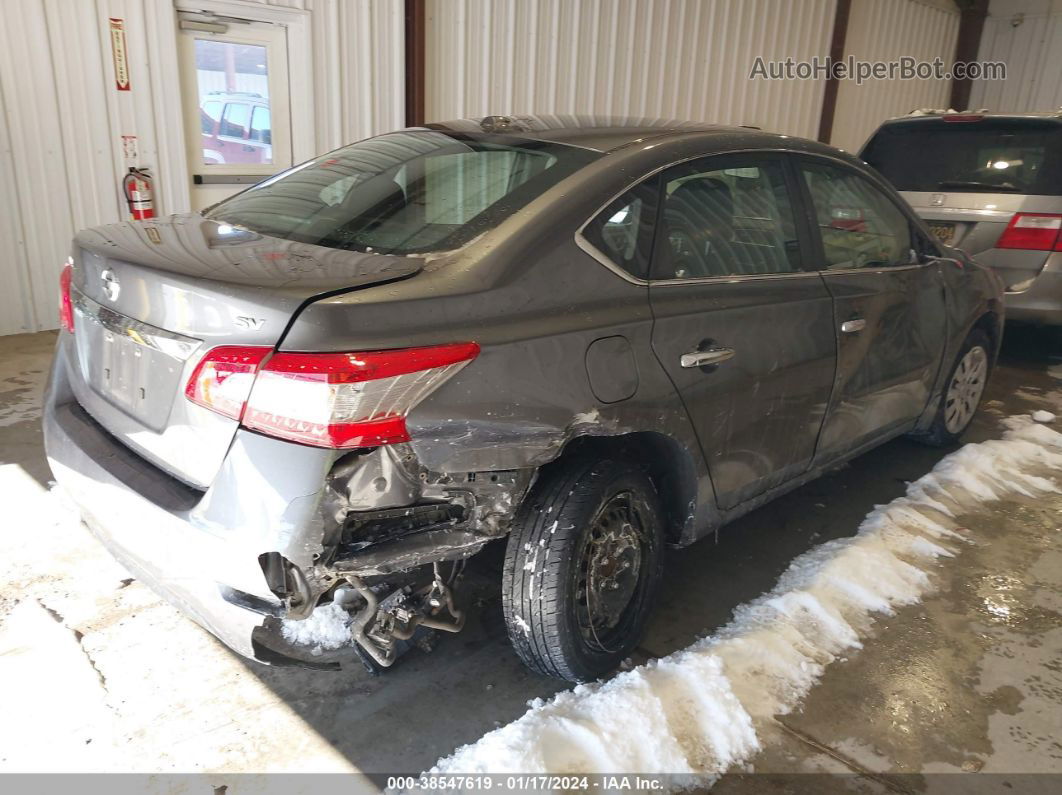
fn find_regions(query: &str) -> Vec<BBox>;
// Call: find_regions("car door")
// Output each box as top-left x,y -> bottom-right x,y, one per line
795,156 -> 948,461
648,154 -> 837,511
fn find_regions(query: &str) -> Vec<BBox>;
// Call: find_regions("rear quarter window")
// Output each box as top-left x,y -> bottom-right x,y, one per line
581,181 -> 659,280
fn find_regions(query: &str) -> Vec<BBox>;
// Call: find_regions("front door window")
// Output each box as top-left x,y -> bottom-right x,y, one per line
800,162 -> 913,270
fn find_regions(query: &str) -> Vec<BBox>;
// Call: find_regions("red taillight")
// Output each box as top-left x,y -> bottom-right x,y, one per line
185,342 -> 480,448
997,213 -> 1062,251
185,346 -> 271,420
59,262 -> 75,333
942,114 -> 984,122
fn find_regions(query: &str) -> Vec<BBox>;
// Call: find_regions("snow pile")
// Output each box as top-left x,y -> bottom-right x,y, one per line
280,601 -> 352,655
430,416 -> 1062,779
1033,409 -> 1056,423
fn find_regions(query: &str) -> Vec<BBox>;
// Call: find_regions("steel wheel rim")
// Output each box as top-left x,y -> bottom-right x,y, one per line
944,345 -> 988,434
576,491 -> 646,653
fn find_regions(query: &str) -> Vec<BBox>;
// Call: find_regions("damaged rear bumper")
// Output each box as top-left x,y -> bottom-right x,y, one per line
44,348 -> 344,666
42,343 -> 526,668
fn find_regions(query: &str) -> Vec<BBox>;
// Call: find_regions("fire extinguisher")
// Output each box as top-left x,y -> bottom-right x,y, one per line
122,167 -> 154,220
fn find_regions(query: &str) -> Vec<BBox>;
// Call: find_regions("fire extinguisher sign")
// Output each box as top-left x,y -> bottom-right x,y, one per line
109,18 -> 131,91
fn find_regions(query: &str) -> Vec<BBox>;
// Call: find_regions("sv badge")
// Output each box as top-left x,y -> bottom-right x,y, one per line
235,316 -> 266,330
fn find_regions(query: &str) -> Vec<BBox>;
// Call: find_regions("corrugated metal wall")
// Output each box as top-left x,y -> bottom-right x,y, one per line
830,0 -> 961,153
969,1 -> 1062,113
0,0 -> 983,336
306,0 -> 405,154
0,0 -> 403,336
425,0 -> 837,140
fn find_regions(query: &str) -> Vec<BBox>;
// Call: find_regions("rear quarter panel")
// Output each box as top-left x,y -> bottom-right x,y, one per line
280,138 -> 725,541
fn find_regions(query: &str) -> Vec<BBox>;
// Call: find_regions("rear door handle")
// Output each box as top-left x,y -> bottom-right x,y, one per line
840,318 -> 866,334
680,347 -> 735,368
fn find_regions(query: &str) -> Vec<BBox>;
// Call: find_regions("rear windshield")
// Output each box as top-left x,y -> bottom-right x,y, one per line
206,131 -> 600,254
861,118 -> 1062,196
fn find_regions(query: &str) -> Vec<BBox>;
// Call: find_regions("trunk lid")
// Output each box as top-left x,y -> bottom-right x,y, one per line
67,213 -> 422,488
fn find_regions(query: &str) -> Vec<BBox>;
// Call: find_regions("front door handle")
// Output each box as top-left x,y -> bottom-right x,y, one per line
680,347 -> 735,368
840,318 -> 866,334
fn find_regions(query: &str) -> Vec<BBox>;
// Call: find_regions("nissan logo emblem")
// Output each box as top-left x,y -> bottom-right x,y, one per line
100,269 -> 120,302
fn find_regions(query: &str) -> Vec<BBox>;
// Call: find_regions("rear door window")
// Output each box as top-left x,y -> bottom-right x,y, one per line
654,157 -> 803,279
800,160 -> 913,270
861,118 -> 1062,196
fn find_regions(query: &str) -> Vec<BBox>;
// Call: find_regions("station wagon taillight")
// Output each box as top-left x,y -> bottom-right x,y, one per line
59,261 -> 75,334
996,213 -> 1062,251
185,342 -> 479,448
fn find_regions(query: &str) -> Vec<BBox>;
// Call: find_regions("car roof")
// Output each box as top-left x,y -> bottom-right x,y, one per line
203,91 -> 267,103
879,111 -> 1062,126
424,115 -> 840,155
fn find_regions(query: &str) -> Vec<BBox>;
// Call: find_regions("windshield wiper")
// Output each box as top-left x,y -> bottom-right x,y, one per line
937,180 -> 1021,193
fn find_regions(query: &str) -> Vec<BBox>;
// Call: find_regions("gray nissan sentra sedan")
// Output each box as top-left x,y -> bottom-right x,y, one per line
44,116 -> 1004,682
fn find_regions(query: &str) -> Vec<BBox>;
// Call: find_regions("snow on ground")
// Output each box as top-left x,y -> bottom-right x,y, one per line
1032,409 -> 1056,423
0,463 -> 358,775
430,416 -> 1062,780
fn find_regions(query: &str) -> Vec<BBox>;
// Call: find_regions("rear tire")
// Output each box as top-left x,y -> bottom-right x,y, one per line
917,330 -> 992,446
502,457 -> 664,682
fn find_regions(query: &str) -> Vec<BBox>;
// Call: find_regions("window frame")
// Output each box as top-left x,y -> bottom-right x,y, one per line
177,22 -> 293,185
789,153 -> 937,273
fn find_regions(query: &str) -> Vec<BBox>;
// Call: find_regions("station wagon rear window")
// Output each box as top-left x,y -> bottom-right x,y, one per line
861,118 -> 1062,196
207,131 -> 600,255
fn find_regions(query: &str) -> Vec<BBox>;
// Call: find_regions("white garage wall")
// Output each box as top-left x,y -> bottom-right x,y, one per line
425,0 -> 837,140
830,0 -> 961,153
0,0 -> 163,338
307,0 -> 406,155
0,0 -> 403,336
968,0 -> 1062,113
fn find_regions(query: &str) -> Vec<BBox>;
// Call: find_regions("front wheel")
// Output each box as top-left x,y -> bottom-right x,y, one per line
502,458 -> 664,682
919,330 -> 992,446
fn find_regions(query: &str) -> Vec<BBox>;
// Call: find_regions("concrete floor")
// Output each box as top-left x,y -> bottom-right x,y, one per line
0,326 -> 1060,787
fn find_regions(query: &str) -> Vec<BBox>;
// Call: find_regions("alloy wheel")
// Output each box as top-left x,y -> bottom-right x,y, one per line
944,345 -> 988,434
